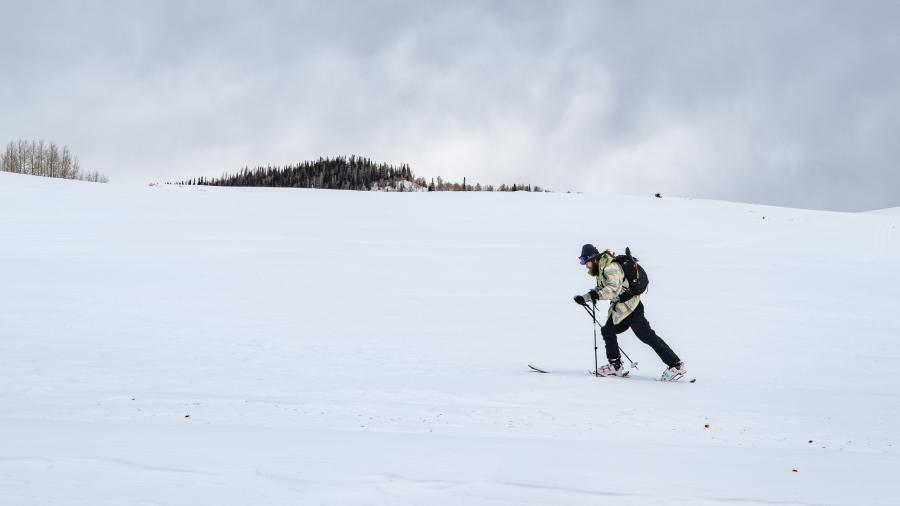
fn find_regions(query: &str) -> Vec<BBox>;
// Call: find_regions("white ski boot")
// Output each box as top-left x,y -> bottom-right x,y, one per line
660,362 -> 686,381
596,361 -> 627,377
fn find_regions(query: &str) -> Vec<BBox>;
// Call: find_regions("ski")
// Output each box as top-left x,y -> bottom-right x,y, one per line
591,370 -> 630,378
659,377 -> 697,383
528,365 -> 693,382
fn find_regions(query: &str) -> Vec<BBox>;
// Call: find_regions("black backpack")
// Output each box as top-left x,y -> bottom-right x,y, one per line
614,247 -> 649,295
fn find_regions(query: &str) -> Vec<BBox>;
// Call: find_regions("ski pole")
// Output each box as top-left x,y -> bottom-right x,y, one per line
581,303 -> 599,375
581,302 -> 638,370
619,346 -> 638,370
591,301 -> 599,375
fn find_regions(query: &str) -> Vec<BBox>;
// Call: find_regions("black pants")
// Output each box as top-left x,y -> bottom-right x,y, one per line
601,302 -> 680,368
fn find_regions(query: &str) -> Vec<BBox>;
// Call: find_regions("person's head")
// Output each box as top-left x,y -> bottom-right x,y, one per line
579,244 -> 601,275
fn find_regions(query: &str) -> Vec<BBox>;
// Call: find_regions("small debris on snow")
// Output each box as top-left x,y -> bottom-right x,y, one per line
793,469 -> 798,473
704,423 -> 710,428
184,415 -> 190,418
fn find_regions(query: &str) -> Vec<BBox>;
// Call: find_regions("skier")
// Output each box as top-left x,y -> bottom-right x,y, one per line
574,244 -> 686,381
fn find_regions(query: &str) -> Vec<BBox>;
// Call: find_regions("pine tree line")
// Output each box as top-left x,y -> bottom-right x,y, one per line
1,139 -> 108,183
426,176 -> 542,193
171,156 -> 546,192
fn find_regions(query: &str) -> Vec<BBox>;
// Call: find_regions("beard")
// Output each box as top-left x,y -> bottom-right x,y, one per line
589,263 -> 601,277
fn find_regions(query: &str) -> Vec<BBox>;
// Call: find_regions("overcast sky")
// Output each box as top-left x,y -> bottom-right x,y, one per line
2,0 -> 898,210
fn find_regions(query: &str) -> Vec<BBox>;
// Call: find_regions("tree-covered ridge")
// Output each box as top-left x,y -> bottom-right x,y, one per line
171,156 -> 546,192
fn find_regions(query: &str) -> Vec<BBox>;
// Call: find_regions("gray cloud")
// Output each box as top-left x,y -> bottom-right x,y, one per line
2,0 -> 898,210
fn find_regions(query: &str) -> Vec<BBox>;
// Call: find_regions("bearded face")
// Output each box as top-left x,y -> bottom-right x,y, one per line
587,260 -> 601,277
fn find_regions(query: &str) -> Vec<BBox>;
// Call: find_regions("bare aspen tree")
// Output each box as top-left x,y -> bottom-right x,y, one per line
71,153 -> 82,180
25,141 -> 33,175
48,143 -> 59,178
19,140 -> 30,174
36,140 -> 46,176
1,139 -> 107,182
1,142 -> 18,173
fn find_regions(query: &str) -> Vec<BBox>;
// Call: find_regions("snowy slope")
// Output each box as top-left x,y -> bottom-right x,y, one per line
1,171 -> 899,505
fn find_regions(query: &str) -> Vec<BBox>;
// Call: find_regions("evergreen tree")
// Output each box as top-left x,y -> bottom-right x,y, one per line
169,156 -> 547,193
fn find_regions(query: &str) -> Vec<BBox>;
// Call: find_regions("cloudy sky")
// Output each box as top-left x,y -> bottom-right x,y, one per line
2,0 -> 898,210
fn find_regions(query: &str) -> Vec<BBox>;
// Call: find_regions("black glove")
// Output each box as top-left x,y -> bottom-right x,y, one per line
588,289 -> 600,302
616,289 -> 634,303
573,295 -> 586,305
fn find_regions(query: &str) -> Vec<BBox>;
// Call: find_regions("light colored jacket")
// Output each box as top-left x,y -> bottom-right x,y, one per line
582,251 -> 641,325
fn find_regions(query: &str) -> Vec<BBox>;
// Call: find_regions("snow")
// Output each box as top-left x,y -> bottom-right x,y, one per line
1,171 -> 898,505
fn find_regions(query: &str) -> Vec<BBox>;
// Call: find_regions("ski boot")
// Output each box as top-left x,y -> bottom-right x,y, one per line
660,361 -> 686,381
596,360 -> 627,377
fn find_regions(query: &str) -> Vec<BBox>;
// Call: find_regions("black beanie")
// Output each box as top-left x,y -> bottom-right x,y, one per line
580,244 -> 600,260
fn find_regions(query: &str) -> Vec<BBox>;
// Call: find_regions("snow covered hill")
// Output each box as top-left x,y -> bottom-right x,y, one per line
2,171 -> 898,505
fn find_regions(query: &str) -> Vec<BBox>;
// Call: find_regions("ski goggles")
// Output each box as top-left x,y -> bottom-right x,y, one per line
578,256 -> 589,265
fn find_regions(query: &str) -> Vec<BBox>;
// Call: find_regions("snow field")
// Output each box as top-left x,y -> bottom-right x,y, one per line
1,172 -> 898,504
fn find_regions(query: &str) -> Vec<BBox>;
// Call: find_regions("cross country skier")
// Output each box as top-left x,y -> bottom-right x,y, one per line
574,244 -> 686,381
